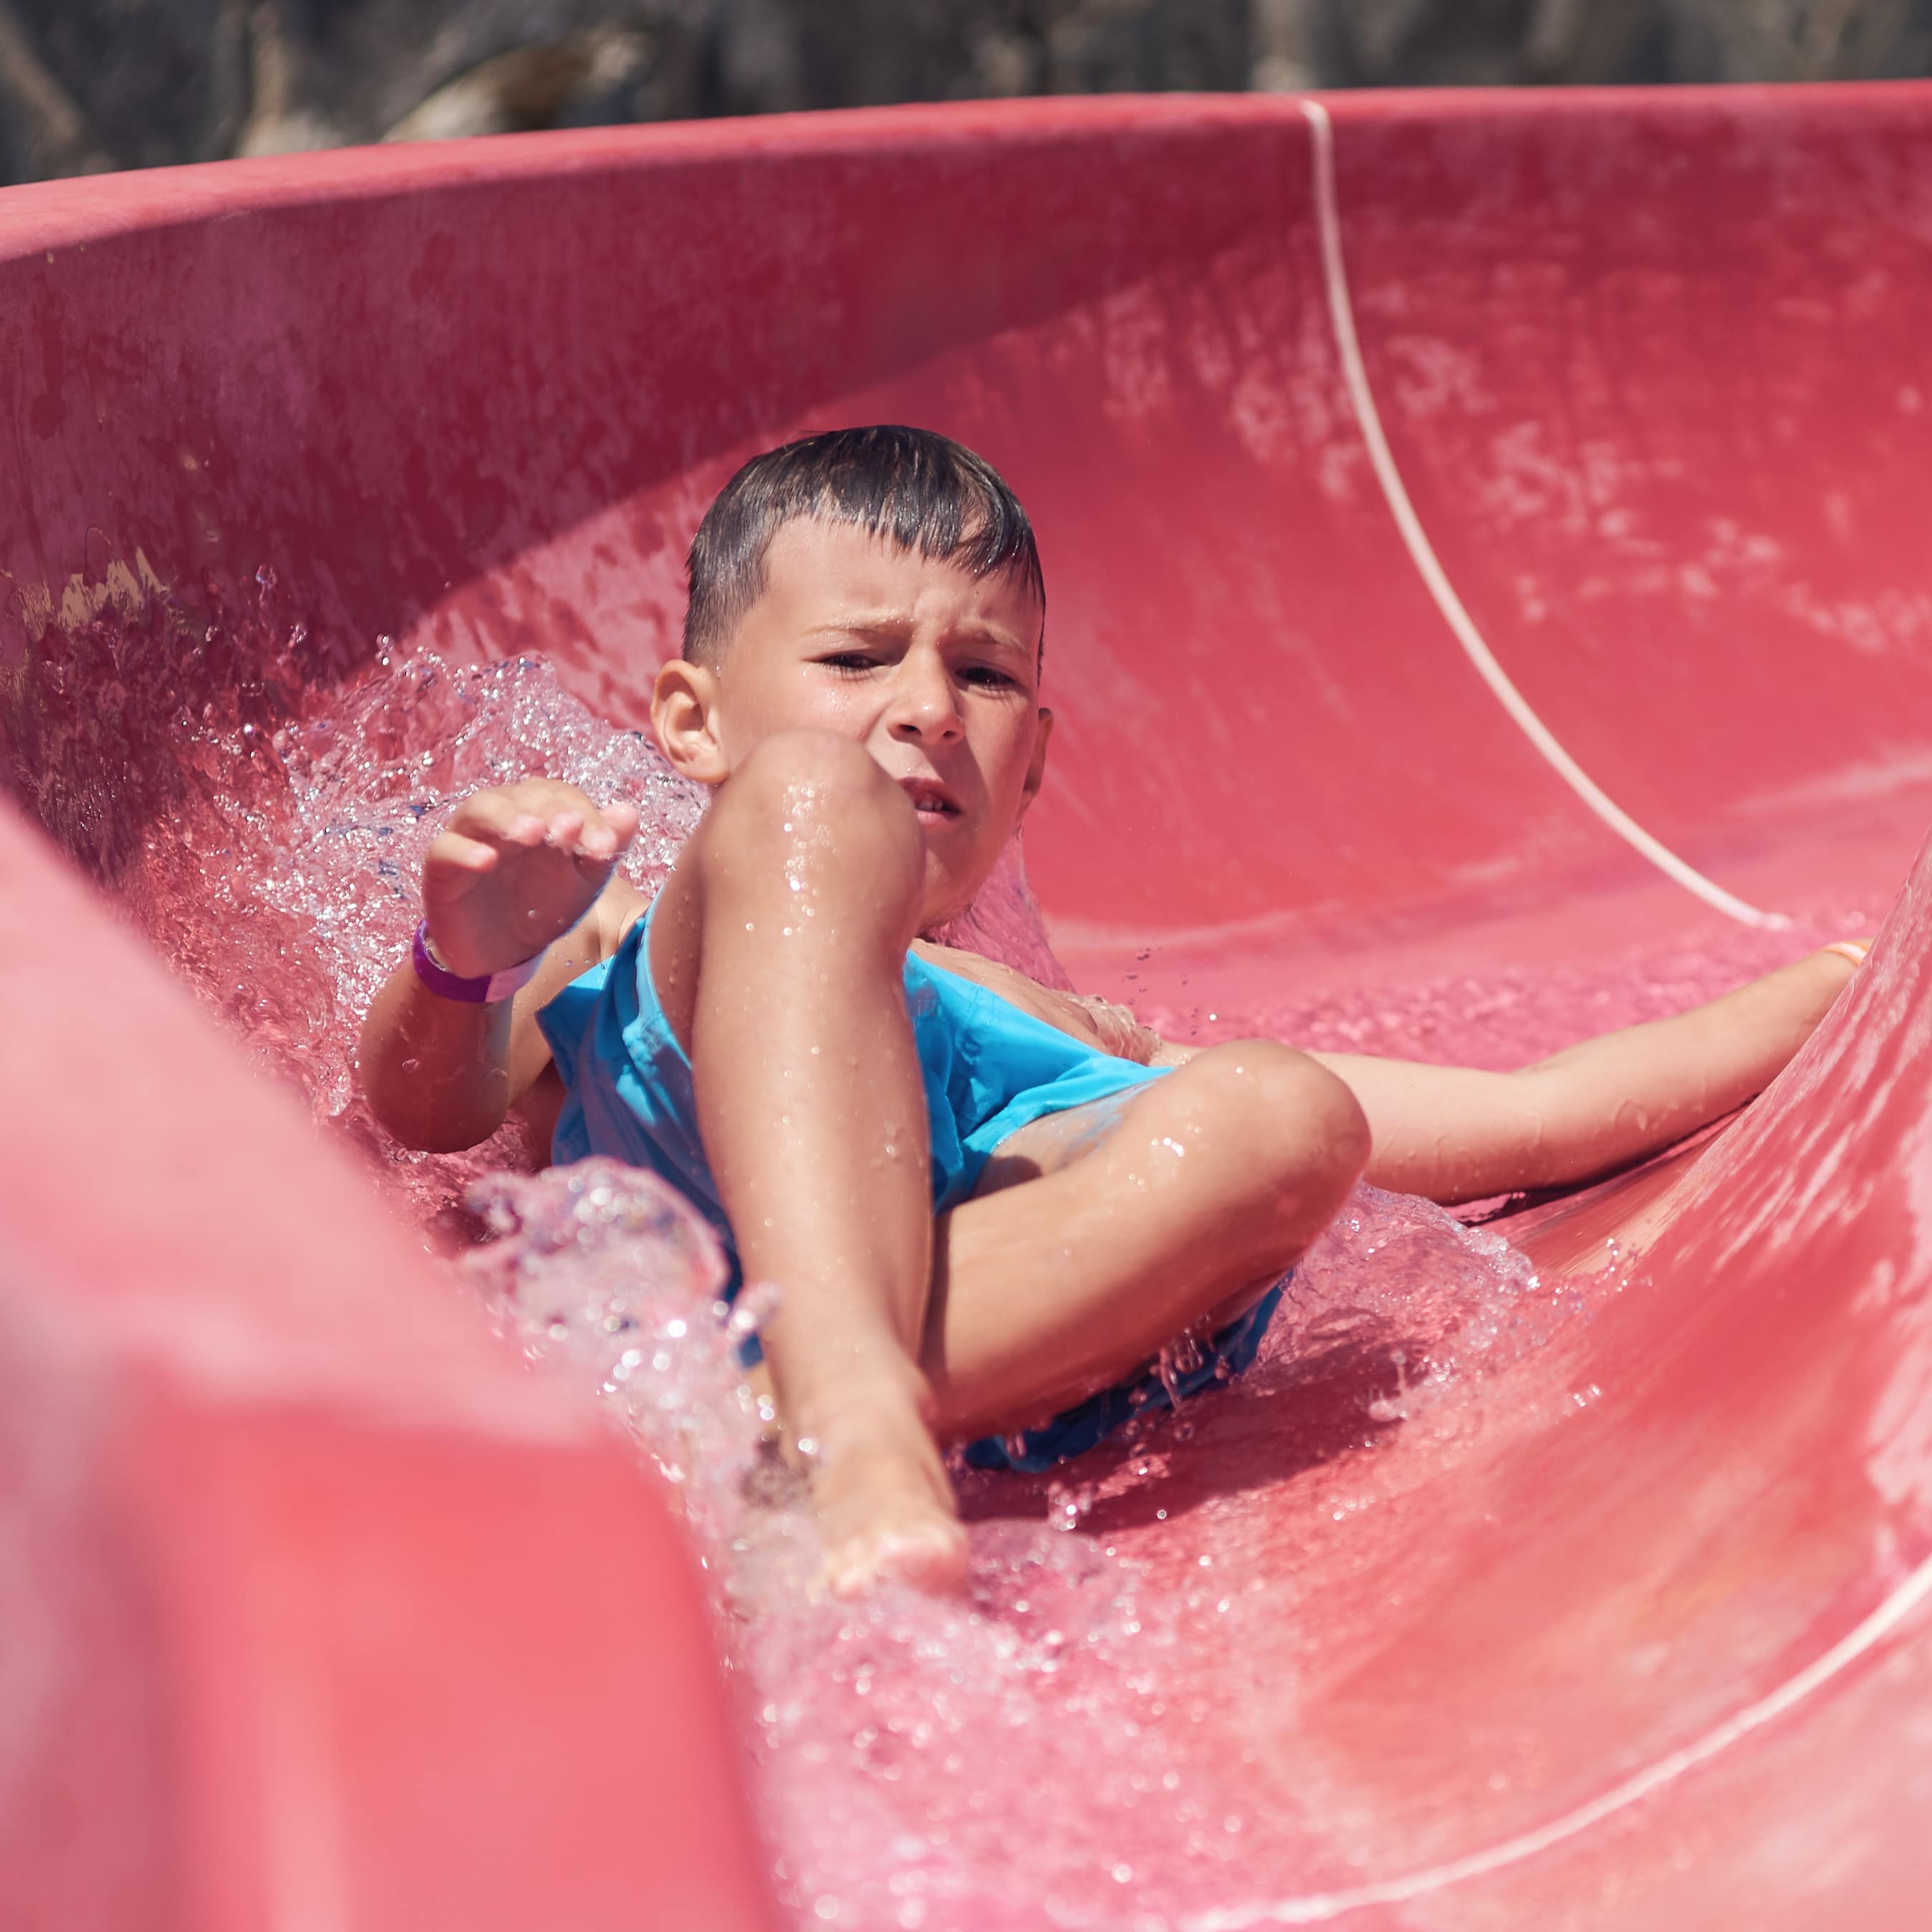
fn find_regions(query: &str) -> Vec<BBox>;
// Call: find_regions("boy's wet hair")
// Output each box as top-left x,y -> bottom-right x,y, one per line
682,426 -> 1045,665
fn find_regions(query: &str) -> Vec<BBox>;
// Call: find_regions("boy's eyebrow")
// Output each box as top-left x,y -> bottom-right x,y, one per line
805,613 -> 1034,655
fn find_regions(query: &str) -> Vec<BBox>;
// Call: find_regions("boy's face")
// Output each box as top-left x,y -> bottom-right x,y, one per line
656,517 -> 1049,928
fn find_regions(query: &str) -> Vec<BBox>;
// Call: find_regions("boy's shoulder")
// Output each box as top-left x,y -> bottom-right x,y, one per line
910,939 -> 1044,1004
912,941 -> 1168,1067
911,942 -> 1107,1049
595,873 -> 651,957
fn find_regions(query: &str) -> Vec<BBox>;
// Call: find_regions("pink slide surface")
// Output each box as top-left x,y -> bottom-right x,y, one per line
5,84 -> 1932,1926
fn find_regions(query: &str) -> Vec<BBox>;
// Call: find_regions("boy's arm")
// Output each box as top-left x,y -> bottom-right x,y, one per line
358,781 -> 643,1152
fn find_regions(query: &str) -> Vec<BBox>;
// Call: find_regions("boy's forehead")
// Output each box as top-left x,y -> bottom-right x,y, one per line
756,516 -> 1042,638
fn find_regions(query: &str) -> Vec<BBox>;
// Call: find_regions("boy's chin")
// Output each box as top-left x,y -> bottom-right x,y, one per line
918,856 -> 990,935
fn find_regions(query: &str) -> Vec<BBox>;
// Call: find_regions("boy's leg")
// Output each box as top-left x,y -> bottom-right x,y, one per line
920,1044 -> 1369,1441
913,943 -> 1861,1433
1307,945 -> 1864,1205
653,729 -> 1371,1586
650,730 -> 961,1595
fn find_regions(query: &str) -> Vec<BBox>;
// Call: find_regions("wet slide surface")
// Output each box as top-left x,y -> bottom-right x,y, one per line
4,85 -> 1932,1928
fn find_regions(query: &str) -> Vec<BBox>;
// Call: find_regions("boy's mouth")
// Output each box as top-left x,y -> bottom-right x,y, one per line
897,776 -> 961,821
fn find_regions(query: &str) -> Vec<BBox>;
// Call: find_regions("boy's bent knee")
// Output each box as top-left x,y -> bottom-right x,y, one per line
721,730 -> 901,821
1168,1040 -> 1368,1219
706,732 -> 923,902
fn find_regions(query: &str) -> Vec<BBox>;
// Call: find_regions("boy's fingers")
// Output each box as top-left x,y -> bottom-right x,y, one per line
443,786 -> 635,867
448,790 -> 549,842
565,800 -> 640,862
426,832 -> 502,874
576,807 -> 631,860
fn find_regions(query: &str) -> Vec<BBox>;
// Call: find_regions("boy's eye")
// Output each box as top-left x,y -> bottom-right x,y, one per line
818,652 -> 880,673
959,665 -> 1019,690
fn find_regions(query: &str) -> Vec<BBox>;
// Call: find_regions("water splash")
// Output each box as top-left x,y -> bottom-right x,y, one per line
449,1153 -> 1585,1931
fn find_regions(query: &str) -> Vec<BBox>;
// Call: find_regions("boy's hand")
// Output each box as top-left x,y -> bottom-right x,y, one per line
422,780 -> 640,977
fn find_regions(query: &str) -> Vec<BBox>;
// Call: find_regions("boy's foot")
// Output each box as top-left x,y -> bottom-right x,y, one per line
808,1413 -> 970,1600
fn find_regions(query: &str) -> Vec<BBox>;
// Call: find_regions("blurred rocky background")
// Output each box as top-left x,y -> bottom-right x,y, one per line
7,0 -> 1932,186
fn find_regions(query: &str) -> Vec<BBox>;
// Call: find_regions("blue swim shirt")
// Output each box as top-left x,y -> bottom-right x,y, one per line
537,896 -> 1166,1284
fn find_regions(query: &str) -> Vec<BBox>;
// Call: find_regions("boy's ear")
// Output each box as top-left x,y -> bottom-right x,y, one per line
1017,706 -> 1054,819
651,657 -> 731,786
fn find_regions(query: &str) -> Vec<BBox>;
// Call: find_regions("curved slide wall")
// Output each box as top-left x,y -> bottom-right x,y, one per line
4,87 -> 1932,1926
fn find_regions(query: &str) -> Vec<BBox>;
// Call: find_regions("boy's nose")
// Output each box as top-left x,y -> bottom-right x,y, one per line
888,663 -> 964,742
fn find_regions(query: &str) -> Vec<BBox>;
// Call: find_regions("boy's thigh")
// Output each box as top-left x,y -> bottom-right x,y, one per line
972,1039 -> 1360,1207
969,1086 -> 1145,1198
929,1060 -> 1315,1435
928,1044 -> 1362,1431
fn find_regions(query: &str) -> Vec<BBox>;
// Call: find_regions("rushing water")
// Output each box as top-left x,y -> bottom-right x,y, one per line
3,571 -> 1880,1930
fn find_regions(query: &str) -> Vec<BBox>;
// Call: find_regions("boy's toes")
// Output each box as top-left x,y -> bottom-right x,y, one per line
811,1431 -> 970,1599
824,1515 -> 971,1600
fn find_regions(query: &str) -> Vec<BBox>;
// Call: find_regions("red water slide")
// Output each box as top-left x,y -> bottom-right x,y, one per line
4,86 -> 1932,1926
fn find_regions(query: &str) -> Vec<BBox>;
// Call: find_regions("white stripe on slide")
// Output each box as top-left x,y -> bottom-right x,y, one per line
1299,97 -> 1787,931
1179,1539 -> 1932,1928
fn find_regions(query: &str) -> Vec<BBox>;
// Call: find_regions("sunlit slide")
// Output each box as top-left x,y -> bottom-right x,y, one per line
4,82 -> 1931,1931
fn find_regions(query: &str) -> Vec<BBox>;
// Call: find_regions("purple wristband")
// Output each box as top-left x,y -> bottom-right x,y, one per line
412,921 -> 547,1004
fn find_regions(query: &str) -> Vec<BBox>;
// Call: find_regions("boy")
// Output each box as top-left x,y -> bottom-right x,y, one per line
361,427 -> 1865,1597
